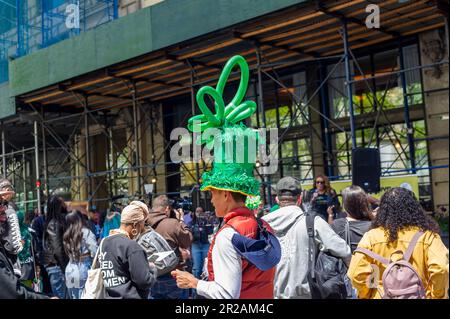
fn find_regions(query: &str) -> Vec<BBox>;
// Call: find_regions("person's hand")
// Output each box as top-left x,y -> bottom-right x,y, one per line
327,205 -> 335,217
171,269 -> 198,289
179,248 -> 191,261
311,192 -> 318,202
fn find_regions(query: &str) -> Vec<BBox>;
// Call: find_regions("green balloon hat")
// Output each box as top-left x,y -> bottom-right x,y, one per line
187,55 -> 261,197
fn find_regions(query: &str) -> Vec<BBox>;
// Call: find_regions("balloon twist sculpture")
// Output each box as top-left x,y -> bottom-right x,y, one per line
188,55 -> 257,136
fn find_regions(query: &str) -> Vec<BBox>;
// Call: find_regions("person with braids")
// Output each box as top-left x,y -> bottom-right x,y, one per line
0,179 -> 23,277
348,187 -> 449,299
63,210 -> 98,299
43,195 -> 69,299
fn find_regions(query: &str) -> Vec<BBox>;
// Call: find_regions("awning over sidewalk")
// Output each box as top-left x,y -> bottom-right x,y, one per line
11,0 -> 447,113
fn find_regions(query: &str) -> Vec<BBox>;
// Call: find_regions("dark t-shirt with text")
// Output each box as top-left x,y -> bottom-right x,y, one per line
99,234 -> 155,299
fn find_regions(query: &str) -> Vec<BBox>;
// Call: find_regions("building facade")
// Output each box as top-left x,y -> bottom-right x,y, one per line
0,0 -> 448,218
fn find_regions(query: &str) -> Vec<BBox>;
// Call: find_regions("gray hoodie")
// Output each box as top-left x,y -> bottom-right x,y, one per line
262,205 -> 351,299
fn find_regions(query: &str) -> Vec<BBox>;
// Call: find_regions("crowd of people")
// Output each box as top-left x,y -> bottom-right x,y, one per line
0,174 -> 448,299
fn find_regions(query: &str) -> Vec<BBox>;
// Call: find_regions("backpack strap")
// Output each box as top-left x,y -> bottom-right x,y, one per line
305,212 -> 317,278
92,237 -> 105,269
151,218 -> 165,230
354,247 -> 390,266
344,219 -> 351,246
92,233 -> 119,269
404,231 -> 424,262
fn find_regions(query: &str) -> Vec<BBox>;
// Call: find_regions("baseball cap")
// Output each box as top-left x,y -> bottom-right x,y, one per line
276,176 -> 301,196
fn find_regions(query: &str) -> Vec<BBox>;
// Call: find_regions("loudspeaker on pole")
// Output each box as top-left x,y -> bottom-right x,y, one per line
352,148 -> 381,193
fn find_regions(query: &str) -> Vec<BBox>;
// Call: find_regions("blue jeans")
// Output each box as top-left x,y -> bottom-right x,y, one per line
45,265 -> 67,299
191,242 -> 209,279
65,258 -> 93,299
150,273 -> 189,299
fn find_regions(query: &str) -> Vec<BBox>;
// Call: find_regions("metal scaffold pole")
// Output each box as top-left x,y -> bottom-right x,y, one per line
22,147 -> 27,205
84,96 -> 92,207
319,63 -> 334,177
399,41 -> 416,174
256,46 -> 272,205
190,69 -> 201,206
109,127 -> 117,195
342,19 -> 357,149
41,110 -> 49,197
105,114 -> 114,200
34,121 -> 41,215
132,82 -> 143,196
1,125 -> 6,178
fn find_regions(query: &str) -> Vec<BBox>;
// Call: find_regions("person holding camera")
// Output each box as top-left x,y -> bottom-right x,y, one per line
147,195 -> 193,299
190,207 -> 214,280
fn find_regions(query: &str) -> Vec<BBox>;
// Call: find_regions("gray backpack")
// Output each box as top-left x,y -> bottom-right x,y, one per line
355,231 -> 426,299
137,225 -> 179,277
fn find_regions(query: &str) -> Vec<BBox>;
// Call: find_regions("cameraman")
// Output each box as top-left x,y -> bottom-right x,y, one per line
147,195 -> 193,299
190,207 -> 214,280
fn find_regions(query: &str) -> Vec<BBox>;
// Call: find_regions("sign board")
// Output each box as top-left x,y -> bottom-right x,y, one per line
302,174 -> 420,199
144,184 -> 154,194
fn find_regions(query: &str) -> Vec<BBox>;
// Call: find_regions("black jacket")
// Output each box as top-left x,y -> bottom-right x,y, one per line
331,218 -> 372,253
43,219 -> 69,270
100,234 -> 156,299
191,217 -> 214,244
31,215 -> 45,265
0,243 -> 49,299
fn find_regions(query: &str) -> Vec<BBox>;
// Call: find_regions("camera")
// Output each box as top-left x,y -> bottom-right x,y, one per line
171,197 -> 192,212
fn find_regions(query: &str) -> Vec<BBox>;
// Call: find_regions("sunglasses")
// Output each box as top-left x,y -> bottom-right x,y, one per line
316,181 -> 325,184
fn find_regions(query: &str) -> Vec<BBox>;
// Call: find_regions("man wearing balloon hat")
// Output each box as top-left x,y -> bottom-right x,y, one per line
171,55 -> 280,299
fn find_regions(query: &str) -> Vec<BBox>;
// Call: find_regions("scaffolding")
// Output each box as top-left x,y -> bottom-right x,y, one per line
0,0 -> 118,84
1,0 -> 448,211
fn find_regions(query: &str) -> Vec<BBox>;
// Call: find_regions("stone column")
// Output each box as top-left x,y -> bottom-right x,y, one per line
150,103 -> 167,194
126,127 -> 138,197
419,29 -> 449,213
71,135 -> 87,201
90,134 -> 108,211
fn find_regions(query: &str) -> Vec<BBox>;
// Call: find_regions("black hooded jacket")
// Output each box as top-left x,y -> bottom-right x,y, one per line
0,243 -> 49,299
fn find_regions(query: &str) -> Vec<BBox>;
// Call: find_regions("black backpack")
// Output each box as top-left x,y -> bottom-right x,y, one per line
305,211 -> 349,299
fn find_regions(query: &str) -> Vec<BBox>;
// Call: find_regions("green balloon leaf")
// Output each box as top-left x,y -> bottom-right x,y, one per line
187,55 -> 257,144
